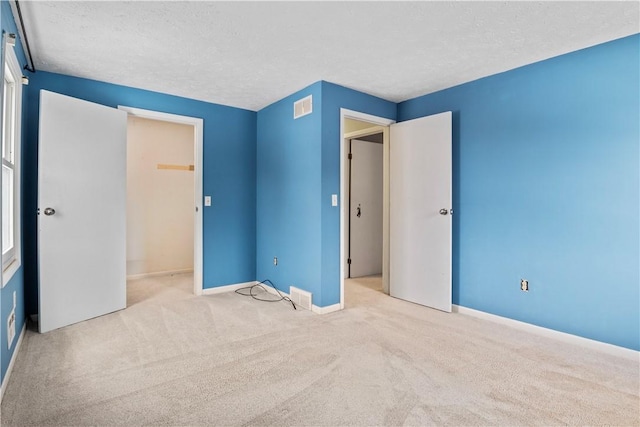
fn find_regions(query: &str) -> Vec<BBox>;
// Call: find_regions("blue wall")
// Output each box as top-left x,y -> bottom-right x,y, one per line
398,34 -> 640,350
1,1 -> 636,390
319,82 -> 396,306
22,72 -> 257,315
1,0 -> 28,384
256,83 -> 324,299
256,82 -> 395,306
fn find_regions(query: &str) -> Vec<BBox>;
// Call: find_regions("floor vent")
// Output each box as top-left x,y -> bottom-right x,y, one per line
289,286 -> 312,311
293,95 -> 312,119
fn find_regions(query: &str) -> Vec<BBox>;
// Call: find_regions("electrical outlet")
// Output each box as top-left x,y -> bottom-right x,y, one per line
13,290 -> 16,308
7,309 -> 15,348
520,279 -> 529,292
273,257 -> 278,266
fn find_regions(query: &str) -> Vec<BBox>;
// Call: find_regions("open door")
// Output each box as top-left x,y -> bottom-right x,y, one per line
389,111 -> 452,312
349,138 -> 383,278
38,90 -> 127,333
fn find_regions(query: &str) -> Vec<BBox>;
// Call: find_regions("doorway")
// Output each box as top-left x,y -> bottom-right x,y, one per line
340,110 -> 395,309
36,94 -> 205,333
125,115 -> 194,302
345,128 -> 385,306
339,109 -> 453,312
119,106 -> 204,295
347,131 -> 383,279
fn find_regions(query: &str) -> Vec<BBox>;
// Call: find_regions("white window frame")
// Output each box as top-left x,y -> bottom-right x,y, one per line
1,34 -> 23,287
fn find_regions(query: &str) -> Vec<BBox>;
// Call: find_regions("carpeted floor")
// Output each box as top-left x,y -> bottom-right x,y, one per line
1,273 -> 638,426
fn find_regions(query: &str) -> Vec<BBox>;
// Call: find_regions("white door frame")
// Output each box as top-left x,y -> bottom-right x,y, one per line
118,106 -> 204,295
340,109 -> 395,309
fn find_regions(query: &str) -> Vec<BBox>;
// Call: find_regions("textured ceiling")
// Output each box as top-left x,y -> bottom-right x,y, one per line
15,1 -> 640,111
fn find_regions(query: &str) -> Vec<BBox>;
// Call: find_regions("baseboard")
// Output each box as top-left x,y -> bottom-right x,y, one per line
215,282 -> 342,315
259,283 -> 291,299
127,268 -> 194,281
252,284 -> 341,314
202,281 -> 257,295
452,304 -> 639,361
1,322 -> 26,403
312,303 -> 341,315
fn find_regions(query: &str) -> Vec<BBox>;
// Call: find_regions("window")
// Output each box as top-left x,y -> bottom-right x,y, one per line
2,35 -> 22,286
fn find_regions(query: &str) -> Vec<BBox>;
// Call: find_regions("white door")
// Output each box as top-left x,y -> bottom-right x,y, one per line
389,112 -> 452,312
38,90 -> 127,333
349,139 -> 383,278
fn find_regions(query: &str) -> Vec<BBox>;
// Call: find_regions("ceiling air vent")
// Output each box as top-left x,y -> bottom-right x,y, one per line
293,95 -> 312,119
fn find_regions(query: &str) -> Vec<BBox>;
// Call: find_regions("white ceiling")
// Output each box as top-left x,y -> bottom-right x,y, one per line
16,1 -> 640,112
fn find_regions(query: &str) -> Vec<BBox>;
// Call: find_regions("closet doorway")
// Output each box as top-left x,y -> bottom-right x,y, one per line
120,107 -> 204,296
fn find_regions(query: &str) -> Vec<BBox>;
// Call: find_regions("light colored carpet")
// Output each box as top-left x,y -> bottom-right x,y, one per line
1,273 -> 638,426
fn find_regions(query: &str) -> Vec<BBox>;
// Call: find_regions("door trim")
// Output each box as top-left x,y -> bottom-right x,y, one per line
118,106 -> 204,296
340,109 -> 395,309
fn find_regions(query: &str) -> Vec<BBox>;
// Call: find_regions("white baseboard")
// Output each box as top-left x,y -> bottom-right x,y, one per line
127,268 -> 193,281
1,322 -> 26,403
202,281 -> 257,295
258,282 -> 291,299
213,281 -> 343,315
452,304 -> 639,361
251,283 -> 341,314
312,303 -> 341,315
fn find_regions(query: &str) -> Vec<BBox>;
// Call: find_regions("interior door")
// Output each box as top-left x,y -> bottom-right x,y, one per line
349,139 -> 383,278
389,111 -> 452,312
38,90 -> 127,333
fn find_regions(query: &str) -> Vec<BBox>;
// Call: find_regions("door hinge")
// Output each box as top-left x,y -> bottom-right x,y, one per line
347,258 -> 351,265
348,153 -> 352,160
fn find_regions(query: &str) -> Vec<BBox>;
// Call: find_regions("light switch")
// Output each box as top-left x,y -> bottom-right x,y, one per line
204,196 -> 212,206
331,194 -> 338,207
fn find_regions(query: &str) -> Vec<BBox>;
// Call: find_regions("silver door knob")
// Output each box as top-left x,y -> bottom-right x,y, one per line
44,207 -> 56,216
439,208 -> 448,215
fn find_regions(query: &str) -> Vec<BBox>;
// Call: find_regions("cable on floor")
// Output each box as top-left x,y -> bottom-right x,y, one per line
235,279 -> 297,310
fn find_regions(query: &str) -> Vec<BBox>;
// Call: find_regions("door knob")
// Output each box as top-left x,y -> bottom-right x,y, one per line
44,207 -> 56,216
439,208 -> 448,215
357,205 -> 361,218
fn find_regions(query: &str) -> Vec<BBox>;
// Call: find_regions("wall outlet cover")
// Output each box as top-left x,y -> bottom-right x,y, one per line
7,309 -> 16,348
